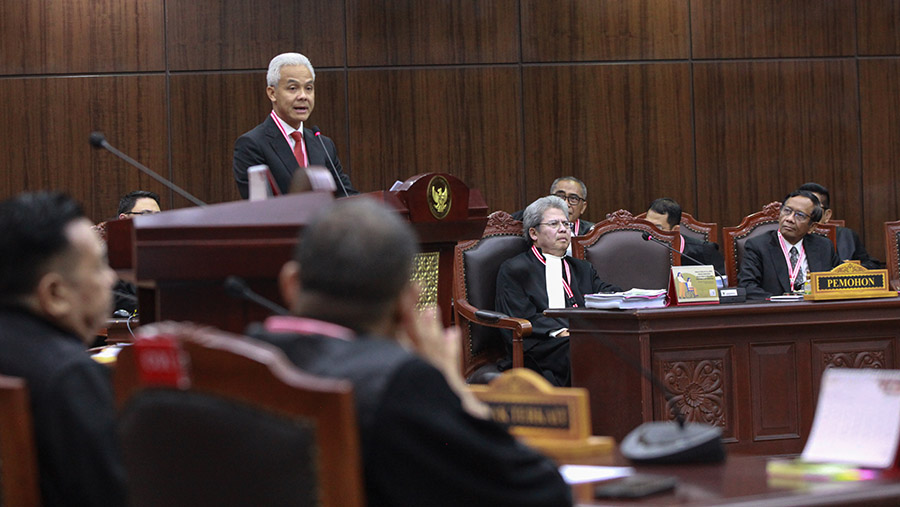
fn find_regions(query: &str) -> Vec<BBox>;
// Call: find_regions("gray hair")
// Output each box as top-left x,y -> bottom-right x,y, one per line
266,53 -> 316,87
550,176 -> 587,200
522,196 -> 568,241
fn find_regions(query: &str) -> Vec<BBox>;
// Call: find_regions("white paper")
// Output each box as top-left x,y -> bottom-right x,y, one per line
558,465 -> 634,484
802,368 -> 900,468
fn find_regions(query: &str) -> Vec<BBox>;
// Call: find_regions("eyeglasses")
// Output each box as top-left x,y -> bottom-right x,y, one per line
552,191 -> 586,205
780,206 -> 810,223
123,210 -> 160,216
538,220 -> 574,230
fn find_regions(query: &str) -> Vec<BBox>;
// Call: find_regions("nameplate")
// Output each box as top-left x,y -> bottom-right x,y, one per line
804,261 -> 895,301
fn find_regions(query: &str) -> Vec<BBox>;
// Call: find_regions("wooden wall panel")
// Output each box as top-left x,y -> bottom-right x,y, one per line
522,63 -> 694,222
521,0 -> 689,62
346,0 -> 518,66
693,61 -> 861,241
691,0 -> 855,59
860,60 -> 900,261
166,0 -> 345,71
168,70 -> 349,206
0,76 -> 168,222
859,1 -> 900,55
749,343 -> 800,441
0,0 -> 164,75
347,68 -> 522,211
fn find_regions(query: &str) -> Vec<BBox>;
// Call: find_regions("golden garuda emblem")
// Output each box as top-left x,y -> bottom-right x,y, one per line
427,175 -> 451,219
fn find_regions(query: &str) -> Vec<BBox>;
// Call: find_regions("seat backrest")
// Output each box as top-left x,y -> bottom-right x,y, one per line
723,201 -> 837,286
0,375 -> 41,507
573,210 -> 680,290
113,326 -> 364,507
635,211 -> 718,243
884,220 -> 900,289
828,219 -> 845,227
454,212 -> 529,377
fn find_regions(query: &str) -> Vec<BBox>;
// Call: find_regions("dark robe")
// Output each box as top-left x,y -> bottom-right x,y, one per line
0,307 -> 126,507
836,226 -> 882,269
248,320 -> 572,507
682,235 -> 726,276
738,230 -> 840,300
495,247 -> 620,386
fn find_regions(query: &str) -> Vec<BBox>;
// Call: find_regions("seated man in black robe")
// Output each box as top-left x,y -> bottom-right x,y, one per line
798,182 -> 882,269
0,192 -> 126,506
496,196 -> 620,386
249,198 -> 571,507
644,197 -> 726,276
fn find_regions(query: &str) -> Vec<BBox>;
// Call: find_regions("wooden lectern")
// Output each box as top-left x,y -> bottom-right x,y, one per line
106,173 -> 488,333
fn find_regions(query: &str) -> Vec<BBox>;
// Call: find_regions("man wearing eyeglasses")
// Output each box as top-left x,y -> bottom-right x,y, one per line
738,190 -> 840,300
549,176 -> 593,235
117,190 -> 161,219
496,196 -> 620,386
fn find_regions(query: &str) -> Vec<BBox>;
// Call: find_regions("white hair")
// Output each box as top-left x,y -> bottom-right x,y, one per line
266,53 -> 315,87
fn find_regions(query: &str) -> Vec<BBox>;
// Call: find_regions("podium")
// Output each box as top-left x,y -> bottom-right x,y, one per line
106,173 -> 488,333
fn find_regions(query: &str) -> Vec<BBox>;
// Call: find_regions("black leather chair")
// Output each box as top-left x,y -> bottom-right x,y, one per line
113,324 -> 364,507
453,211 -> 532,384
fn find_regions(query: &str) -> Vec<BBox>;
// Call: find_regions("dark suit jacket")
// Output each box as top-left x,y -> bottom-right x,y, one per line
836,226 -> 882,269
249,323 -> 572,507
495,249 -> 620,384
738,231 -> 840,300
682,235 -> 726,275
0,307 -> 126,507
233,116 -> 357,198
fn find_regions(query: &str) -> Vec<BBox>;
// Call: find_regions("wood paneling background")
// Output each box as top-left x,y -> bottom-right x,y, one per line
1,0 -> 898,258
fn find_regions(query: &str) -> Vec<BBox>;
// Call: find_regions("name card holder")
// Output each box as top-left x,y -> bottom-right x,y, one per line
805,262 -> 896,301
468,369 -> 613,459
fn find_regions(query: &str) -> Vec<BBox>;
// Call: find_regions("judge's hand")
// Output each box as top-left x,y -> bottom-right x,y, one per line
402,307 -> 490,419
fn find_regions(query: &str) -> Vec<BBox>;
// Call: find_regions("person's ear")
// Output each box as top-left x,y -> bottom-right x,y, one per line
34,272 -> 73,320
672,223 -> 681,232
277,261 -> 301,312
392,282 -> 423,346
821,208 -> 833,224
529,227 -> 539,242
266,86 -> 277,102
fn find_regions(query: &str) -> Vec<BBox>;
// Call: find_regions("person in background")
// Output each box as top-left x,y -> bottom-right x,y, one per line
117,190 -> 161,219
644,197 -> 726,276
797,182 -> 882,269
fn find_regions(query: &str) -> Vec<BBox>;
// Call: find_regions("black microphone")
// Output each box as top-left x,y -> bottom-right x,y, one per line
601,333 -> 726,464
641,231 -> 745,303
223,276 -> 289,316
89,131 -> 207,207
311,126 -> 350,198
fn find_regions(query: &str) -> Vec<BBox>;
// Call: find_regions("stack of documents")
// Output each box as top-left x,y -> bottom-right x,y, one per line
584,289 -> 668,310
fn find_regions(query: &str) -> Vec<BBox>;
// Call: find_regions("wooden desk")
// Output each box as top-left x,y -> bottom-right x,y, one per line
547,298 -> 900,455
571,454 -> 900,506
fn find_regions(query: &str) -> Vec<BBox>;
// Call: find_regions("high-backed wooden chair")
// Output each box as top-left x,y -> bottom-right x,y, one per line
723,201 -> 838,286
0,375 -> 41,507
828,219 -> 846,227
572,210 -> 681,290
636,211 -> 718,244
113,324 -> 364,507
454,211 -> 532,383
884,220 -> 900,290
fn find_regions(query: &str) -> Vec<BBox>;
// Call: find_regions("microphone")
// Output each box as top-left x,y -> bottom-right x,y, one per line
311,126 -> 350,198
223,276 -> 289,316
600,331 -> 726,464
89,131 -> 207,207
641,231 -> 745,303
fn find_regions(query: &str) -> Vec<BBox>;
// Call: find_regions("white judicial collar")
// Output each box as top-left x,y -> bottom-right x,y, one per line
545,253 -> 565,309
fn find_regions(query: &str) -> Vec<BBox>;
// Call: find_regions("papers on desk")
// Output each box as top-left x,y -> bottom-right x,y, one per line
584,289 -> 667,310
558,465 -> 634,484
801,368 -> 900,468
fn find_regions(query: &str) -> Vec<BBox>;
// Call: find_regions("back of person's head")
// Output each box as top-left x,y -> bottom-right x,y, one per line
267,53 -> 316,87
0,192 -> 84,305
293,198 -> 418,331
549,176 -> 588,199
649,198 -> 682,228
522,196 -> 568,241
118,190 -> 161,215
797,182 -> 830,209
783,190 -> 824,223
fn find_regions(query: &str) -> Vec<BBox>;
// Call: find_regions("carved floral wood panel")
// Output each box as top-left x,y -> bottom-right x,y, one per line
654,348 -> 733,440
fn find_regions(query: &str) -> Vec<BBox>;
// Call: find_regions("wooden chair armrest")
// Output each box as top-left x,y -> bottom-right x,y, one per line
455,298 -> 531,369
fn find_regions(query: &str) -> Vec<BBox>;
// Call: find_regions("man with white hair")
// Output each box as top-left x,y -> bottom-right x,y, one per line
233,52 -> 357,198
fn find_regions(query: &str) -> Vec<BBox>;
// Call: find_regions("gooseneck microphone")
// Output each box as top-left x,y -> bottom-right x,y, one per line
89,132 -> 207,207
641,231 -> 725,279
311,126 -> 350,198
223,276 -> 289,316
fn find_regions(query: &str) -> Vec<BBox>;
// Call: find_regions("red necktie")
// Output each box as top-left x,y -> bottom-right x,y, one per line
289,131 -> 307,168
